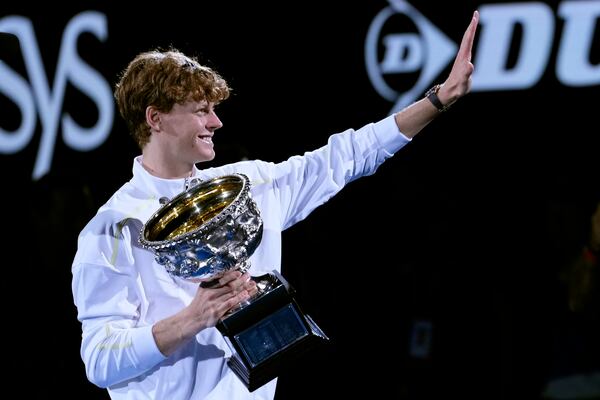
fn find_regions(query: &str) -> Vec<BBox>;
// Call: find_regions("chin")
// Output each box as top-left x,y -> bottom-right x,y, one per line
198,151 -> 216,162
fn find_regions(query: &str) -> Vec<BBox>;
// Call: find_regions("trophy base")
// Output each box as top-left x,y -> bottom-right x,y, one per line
217,270 -> 329,392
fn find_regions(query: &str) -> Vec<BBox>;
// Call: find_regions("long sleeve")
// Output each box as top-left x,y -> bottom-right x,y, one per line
72,213 -> 166,388
269,115 -> 409,229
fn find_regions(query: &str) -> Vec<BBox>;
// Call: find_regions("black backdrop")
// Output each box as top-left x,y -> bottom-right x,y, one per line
1,1 -> 599,399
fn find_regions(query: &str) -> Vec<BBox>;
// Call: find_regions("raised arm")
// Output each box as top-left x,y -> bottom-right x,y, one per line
394,10 -> 479,138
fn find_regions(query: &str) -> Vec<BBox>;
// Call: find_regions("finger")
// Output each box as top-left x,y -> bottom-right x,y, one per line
244,279 -> 256,290
200,279 -> 248,302
223,273 -> 254,293
244,280 -> 257,296
217,270 -> 243,286
215,277 -> 252,297
196,271 -> 226,287
247,285 -> 259,297
228,276 -> 249,292
218,290 -> 250,315
200,284 -> 236,300
458,10 -> 479,61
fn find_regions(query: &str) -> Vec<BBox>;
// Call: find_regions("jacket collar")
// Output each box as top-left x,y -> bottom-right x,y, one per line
130,155 -> 202,200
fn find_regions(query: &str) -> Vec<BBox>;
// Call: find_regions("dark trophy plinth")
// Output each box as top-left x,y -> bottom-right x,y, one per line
217,270 -> 328,391
139,174 -> 329,392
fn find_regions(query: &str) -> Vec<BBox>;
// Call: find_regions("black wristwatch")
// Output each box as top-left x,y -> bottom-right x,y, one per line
425,84 -> 450,112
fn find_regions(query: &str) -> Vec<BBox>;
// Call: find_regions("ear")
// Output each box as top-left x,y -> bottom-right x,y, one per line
145,106 -> 161,131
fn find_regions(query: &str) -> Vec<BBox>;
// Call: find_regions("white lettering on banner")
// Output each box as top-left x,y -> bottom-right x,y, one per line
366,0 -> 600,114
472,3 -> 555,90
556,0 -> 600,86
0,11 -> 113,180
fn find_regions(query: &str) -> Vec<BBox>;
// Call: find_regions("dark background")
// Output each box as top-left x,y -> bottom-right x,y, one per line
1,1 -> 599,398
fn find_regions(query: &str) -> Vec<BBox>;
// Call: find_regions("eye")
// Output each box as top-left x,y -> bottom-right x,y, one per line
195,102 -> 215,115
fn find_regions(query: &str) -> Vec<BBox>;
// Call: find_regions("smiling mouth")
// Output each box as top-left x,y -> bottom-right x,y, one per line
198,136 -> 213,144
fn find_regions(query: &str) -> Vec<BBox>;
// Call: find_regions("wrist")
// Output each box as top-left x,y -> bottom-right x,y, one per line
425,84 -> 448,112
425,84 -> 456,112
178,307 -> 205,340
437,83 -> 459,107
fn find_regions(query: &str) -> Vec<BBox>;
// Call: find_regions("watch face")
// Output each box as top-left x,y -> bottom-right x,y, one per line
426,84 -> 440,96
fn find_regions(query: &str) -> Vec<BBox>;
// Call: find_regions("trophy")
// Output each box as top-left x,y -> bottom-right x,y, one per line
139,173 -> 328,391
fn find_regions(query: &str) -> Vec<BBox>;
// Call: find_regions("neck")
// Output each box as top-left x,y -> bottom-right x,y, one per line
141,152 -> 194,179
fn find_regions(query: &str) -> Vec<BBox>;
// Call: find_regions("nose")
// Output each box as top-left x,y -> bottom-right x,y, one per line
207,110 -> 223,131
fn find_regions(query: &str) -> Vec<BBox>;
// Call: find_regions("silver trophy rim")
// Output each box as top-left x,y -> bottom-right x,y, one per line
139,173 -> 251,251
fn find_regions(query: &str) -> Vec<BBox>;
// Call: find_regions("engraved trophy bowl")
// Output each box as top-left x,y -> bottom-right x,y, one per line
139,173 -> 262,281
139,173 -> 328,392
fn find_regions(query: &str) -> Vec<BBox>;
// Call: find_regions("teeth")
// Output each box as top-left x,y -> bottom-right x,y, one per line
199,137 -> 212,144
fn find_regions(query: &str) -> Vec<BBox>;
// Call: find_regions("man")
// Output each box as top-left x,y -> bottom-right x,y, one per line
72,10 -> 479,400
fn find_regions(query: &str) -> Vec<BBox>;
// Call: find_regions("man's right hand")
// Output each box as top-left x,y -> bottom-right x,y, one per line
152,269 -> 256,356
